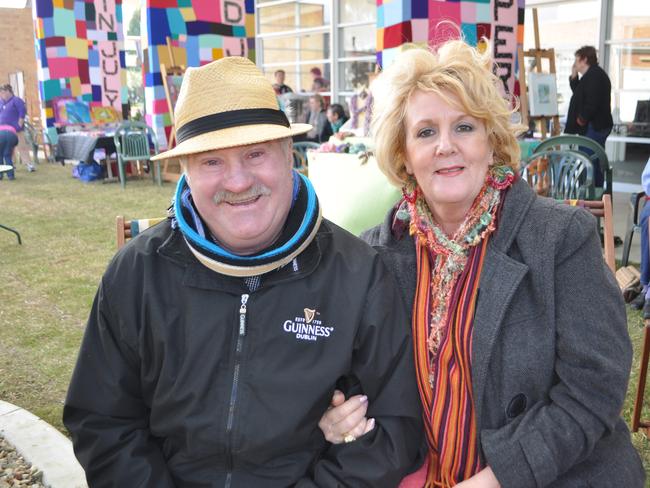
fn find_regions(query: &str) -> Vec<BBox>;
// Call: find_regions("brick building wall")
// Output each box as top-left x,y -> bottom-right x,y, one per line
0,7 -> 40,120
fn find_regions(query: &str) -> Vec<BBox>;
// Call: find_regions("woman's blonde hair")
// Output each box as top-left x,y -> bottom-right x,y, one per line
371,39 -> 524,187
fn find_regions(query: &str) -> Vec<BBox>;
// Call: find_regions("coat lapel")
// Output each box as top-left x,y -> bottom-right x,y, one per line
471,247 -> 528,429
471,179 -> 536,429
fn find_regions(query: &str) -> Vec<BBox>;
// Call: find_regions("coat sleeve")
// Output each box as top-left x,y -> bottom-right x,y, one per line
480,210 -> 632,488
63,277 -> 177,487
296,260 -> 423,487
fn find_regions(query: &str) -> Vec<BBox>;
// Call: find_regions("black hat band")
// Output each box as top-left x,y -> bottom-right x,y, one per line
176,108 -> 290,144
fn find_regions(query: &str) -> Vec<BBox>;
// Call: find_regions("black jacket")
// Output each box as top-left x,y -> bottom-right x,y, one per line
63,220 -> 422,487
565,64 -> 613,134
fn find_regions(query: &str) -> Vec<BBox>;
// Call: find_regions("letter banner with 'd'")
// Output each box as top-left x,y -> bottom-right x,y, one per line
143,0 -> 256,149
377,0 -> 525,100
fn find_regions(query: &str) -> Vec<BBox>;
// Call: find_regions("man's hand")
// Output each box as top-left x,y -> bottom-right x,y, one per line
570,62 -> 578,80
455,467 -> 501,488
318,389 -> 374,444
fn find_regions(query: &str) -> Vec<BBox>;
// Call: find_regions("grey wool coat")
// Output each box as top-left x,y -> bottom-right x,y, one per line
361,178 -> 645,488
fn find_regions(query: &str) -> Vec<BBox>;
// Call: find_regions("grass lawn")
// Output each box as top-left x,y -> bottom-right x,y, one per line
2,161 -> 650,483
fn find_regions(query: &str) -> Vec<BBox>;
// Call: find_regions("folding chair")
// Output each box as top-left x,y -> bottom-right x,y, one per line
633,221 -> 650,434
116,216 -> 166,250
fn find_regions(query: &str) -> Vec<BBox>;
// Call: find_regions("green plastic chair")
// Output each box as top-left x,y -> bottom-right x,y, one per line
533,134 -> 611,197
292,141 -> 320,174
113,121 -> 161,189
520,149 -> 595,200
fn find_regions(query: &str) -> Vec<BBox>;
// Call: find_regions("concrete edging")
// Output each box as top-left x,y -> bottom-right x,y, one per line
0,400 -> 87,488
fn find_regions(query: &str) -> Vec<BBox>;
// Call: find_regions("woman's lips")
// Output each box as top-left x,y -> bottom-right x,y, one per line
435,166 -> 464,176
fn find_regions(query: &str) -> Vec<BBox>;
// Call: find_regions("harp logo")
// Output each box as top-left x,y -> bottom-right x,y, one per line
304,308 -> 316,324
283,307 -> 334,342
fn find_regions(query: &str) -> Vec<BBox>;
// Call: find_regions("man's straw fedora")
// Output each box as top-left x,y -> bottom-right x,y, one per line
152,57 -> 311,161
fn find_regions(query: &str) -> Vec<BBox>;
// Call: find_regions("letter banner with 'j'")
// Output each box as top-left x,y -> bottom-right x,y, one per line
376,0 -> 525,100
31,0 -> 127,130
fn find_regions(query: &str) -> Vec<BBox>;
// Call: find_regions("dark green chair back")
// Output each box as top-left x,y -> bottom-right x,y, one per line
520,149 -> 595,200
292,141 -> 320,174
533,134 -> 610,196
114,121 -> 161,189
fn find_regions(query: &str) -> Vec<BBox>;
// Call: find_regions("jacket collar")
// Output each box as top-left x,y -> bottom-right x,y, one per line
156,221 -> 329,293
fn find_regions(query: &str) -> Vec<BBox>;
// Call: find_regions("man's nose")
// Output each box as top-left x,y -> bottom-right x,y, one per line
222,161 -> 254,192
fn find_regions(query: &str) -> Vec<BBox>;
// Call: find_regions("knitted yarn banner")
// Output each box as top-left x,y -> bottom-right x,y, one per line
376,0 -> 525,98
32,0 -> 127,130
143,0 -> 255,149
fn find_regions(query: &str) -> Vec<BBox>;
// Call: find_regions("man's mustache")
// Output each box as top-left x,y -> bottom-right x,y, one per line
213,185 -> 271,205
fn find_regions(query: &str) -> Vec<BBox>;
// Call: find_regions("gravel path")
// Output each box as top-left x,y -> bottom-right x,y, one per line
0,435 -> 49,488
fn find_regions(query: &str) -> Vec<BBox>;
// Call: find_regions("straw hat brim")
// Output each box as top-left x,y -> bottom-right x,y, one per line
151,123 -> 313,161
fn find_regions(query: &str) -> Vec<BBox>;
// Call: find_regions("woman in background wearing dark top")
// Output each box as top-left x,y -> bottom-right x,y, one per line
0,84 -> 26,180
326,103 -> 348,135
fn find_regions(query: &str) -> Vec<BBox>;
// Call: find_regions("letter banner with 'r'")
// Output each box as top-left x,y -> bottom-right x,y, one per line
376,0 -> 525,101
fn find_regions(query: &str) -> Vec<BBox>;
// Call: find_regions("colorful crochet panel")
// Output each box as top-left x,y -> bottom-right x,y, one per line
376,0 -> 525,98
143,0 -> 255,149
32,0 -> 127,133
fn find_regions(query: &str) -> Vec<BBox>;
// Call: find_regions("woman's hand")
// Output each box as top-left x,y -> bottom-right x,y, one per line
318,389 -> 375,444
454,467 -> 501,488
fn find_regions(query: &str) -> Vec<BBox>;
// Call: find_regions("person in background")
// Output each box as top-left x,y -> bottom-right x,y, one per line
565,45 -> 613,187
631,157 -> 650,318
303,93 -> 333,143
0,84 -> 26,180
318,40 -> 644,487
310,67 -> 330,92
63,56 -> 422,487
272,69 -> 293,95
326,103 -> 348,135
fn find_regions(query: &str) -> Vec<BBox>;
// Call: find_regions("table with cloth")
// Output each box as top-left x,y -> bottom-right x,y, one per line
55,130 -> 118,179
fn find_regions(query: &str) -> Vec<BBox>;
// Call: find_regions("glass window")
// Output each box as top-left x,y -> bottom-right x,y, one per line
610,0 -> 650,40
258,4 -> 297,34
339,0 -> 375,24
299,2 -> 329,26
337,60 -> 375,92
339,25 -> 375,57
524,1 -> 599,117
608,42 -> 650,128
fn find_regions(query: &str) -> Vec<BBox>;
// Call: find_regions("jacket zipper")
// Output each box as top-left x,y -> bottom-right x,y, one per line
225,293 -> 249,488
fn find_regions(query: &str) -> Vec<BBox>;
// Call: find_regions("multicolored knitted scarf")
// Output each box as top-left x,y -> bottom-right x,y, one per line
397,165 -> 514,487
172,170 -> 322,277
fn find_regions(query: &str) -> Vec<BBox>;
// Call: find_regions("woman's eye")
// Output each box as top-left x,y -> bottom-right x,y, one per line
417,128 -> 435,138
457,123 -> 474,132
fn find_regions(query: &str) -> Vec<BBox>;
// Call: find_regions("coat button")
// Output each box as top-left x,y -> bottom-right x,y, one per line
506,393 -> 527,419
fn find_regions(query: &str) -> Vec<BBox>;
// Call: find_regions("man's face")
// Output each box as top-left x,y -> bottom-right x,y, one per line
185,139 -> 294,255
275,71 -> 285,84
574,56 -> 589,75
309,97 -> 320,112
0,90 -> 10,102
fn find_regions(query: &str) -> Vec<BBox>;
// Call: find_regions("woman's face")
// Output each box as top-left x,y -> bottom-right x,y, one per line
403,89 -> 492,219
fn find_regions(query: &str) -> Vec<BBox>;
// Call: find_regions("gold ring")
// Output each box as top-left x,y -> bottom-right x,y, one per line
343,433 -> 356,443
